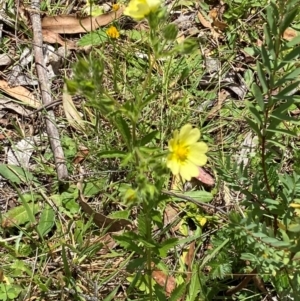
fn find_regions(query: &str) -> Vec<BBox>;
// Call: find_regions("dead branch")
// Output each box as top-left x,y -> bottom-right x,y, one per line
30,0 -> 68,181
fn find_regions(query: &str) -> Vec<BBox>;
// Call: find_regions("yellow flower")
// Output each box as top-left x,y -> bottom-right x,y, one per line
124,0 -> 161,20
106,26 -> 120,39
167,124 -> 208,181
112,3 -> 120,11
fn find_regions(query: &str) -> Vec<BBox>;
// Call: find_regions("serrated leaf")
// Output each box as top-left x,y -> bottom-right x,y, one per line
186,265 -> 201,301
37,205 -> 55,237
113,233 -> 144,254
1,203 -> 39,228
159,238 -> 178,257
169,283 -> 186,301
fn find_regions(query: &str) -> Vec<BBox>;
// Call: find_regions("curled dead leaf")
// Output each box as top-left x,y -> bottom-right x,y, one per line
195,167 -> 215,186
152,269 -> 176,296
42,8 -> 123,34
0,80 -> 40,108
283,27 -> 298,41
42,30 -> 77,49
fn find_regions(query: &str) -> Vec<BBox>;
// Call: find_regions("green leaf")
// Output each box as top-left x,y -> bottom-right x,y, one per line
158,238 -> 178,257
275,68 -> 300,87
114,115 -> 132,149
245,117 -> 262,138
261,45 -> 272,75
274,81 -> 300,99
279,7 -> 298,37
186,265 -> 201,301
103,286 -> 120,301
1,203 -> 39,227
252,83 -> 264,111
286,35 -> 300,48
288,223 -> 300,232
108,210 -> 130,220
277,46 -> 300,70
263,23 -> 275,59
37,205 -> 55,237
114,233 -> 144,254
247,102 -> 263,125
169,283 -> 186,301
77,29 -> 108,47
184,191 -> 213,203
256,62 -> 268,93
139,131 -> 159,146
98,150 -> 127,158
0,164 -> 37,184
137,213 -> 147,237
266,127 -> 297,137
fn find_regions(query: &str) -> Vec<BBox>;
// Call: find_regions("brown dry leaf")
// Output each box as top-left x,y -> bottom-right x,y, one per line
213,18 -> 228,31
78,188 -> 132,232
185,241 -> 195,283
163,203 -> 180,232
207,89 -> 229,119
62,84 -> 85,131
0,80 -> 40,108
42,8 -> 123,34
185,241 -> 195,269
209,8 -> 228,31
96,233 -> 117,255
197,10 -> 212,28
73,146 -> 89,164
283,27 -> 298,41
152,269 -> 176,296
195,167 -> 215,186
42,30 -> 77,49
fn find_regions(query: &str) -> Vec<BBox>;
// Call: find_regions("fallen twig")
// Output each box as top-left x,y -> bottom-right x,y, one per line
30,0 -> 68,181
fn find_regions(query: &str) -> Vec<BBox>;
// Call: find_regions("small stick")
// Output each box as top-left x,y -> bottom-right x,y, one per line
30,0 -> 68,181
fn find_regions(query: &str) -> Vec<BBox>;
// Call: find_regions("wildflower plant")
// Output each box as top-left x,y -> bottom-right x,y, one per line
65,0 -> 300,299
66,1 -> 202,300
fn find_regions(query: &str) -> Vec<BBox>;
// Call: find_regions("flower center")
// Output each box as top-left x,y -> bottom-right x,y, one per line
174,144 -> 188,162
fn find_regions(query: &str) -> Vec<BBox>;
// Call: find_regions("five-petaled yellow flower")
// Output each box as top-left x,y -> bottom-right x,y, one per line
106,26 -> 120,39
112,3 -> 120,11
124,0 -> 161,20
167,124 -> 208,181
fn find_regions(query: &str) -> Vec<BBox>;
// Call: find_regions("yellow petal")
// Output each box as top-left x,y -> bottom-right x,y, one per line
179,161 -> 199,181
188,153 -> 207,166
146,0 -> 161,11
166,154 -> 180,175
188,142 -> 208,165
180,125 -> 201,145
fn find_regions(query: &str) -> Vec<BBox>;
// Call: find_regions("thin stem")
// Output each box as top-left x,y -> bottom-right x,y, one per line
144,202 -> 153,301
